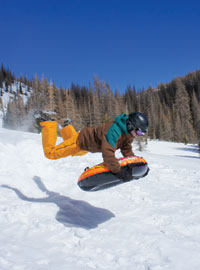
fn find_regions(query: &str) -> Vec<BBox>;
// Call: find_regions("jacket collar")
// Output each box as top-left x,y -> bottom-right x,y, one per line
114,114 -> 129,135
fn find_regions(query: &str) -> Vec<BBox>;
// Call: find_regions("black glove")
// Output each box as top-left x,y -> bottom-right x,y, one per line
116,166 -> 133,182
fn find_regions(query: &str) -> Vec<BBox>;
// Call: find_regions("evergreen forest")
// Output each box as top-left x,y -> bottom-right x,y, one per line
0,64 -> 200,145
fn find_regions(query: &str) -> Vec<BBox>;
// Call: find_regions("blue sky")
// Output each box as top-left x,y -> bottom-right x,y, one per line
1,0 -> 200,92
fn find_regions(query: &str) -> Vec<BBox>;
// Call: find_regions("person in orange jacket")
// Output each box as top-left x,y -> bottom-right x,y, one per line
35,111 -> 148,182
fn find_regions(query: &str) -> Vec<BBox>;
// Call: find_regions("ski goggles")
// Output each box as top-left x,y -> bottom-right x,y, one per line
136,128 -> 146,136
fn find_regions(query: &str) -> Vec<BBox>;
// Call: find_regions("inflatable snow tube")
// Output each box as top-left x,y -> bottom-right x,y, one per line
78,156 -> 149,191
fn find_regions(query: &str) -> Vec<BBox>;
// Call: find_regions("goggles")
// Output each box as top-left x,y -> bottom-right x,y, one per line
136,128 -> 146,136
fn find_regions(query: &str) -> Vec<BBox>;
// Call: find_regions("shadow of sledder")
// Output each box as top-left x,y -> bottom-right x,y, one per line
1,176 -> 115,230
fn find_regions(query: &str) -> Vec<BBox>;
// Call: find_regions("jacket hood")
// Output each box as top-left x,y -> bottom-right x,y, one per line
114,114 -> 129,134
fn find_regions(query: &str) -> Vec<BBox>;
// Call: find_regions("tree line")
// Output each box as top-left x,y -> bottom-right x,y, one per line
1,65 -> 200,146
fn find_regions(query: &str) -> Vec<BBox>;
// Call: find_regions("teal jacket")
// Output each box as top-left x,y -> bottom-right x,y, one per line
106,114 -> 129,148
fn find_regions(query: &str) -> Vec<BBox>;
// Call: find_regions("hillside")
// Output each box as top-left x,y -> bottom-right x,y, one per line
0,80 -> 31,127
1,66 -> 200,143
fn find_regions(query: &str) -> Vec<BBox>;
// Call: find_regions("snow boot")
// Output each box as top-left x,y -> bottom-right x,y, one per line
34,110 -> 57,122
33,110 -> 57,128
62,118 -> 72,127
57,118 -> 72,129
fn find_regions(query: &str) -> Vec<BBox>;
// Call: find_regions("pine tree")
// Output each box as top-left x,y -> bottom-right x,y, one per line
89,85 -> 101,126
173,78 -> 194,143
104,82 -> 115,121
0,97 -> 3,111
114,89 -> 123,115
191,91 -> 200,141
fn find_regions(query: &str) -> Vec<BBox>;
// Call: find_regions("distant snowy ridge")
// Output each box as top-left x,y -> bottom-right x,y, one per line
0,81 -> 31,126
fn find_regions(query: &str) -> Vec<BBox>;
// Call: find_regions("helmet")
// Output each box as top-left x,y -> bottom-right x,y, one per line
126,112 -> 148,134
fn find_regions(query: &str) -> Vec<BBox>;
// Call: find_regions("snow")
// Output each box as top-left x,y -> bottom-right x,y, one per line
0,81 -> 30,107
0,81 -> 31,127
0,127 -> 200,270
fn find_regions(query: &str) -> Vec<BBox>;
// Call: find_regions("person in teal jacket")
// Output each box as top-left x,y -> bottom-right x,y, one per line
36,111 -> 148,182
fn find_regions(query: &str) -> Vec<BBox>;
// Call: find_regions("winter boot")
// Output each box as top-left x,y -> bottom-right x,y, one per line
62,118 -> 72,127
33,110 -> 57,125
57,118 -> 72,129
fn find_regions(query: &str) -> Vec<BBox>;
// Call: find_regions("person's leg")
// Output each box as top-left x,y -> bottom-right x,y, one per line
40,121 -> 58,158
60,124 -> 77,140
60,124 -> 88,156
40,121 -> 88,159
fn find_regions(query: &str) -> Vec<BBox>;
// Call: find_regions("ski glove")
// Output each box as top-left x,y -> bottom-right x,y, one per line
115,165 -> 133,182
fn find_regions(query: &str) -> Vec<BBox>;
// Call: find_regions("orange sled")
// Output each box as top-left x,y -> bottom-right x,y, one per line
78,156 -> 149,191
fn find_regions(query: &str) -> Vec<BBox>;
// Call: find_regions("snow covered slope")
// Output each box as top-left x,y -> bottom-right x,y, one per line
0,127 -> 200,270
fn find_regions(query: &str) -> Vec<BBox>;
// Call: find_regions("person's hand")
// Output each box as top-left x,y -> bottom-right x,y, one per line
115,165 -> 132,182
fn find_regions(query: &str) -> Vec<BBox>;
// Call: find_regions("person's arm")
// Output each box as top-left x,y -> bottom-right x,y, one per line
121,137 -> 134,157
101,137 -> 121,174
101,137 -> 133,182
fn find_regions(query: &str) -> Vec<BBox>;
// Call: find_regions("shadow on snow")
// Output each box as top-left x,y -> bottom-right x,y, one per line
1,176 -> 115,230
176,155 -> 200,159
175,144 -> 199,154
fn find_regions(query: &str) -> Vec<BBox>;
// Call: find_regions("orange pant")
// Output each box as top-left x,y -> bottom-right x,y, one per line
40,121 -> 88,159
